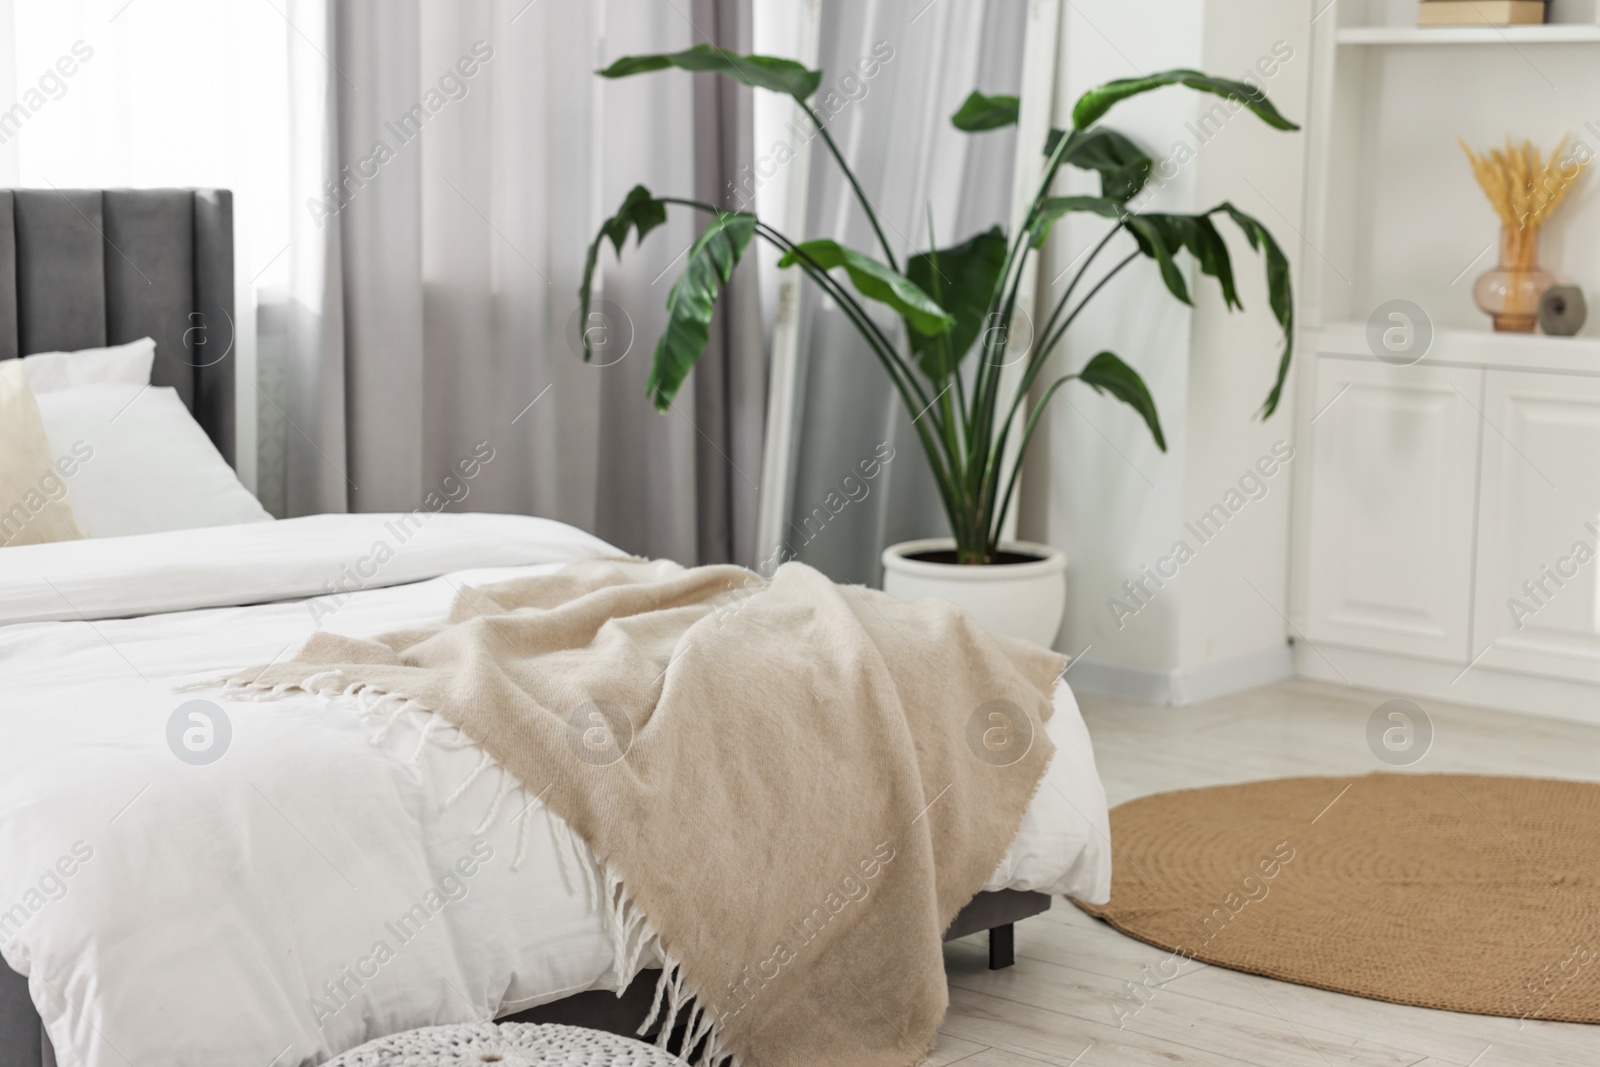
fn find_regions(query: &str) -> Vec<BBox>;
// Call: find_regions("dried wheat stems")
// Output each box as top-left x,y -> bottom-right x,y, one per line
1459,136 -> 1588,230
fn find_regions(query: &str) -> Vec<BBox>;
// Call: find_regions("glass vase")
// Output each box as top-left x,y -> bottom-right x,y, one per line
1473,224 -> 1555,333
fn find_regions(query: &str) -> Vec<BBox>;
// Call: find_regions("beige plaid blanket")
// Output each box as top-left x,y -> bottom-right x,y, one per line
227,558 -> 1061,1067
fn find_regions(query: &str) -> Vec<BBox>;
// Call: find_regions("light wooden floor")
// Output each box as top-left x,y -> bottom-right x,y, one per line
936,679 -> 1600,1067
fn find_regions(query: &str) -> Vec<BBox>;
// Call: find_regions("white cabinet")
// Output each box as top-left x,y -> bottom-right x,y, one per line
1290,6 -> 1600,717
1472,371 -> 1600,684
1303,357 -> 1483,661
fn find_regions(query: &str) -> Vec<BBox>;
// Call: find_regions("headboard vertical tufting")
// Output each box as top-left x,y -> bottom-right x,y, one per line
0,188 -> 236,465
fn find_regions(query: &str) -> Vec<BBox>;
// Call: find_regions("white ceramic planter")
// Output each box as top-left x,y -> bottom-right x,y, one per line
880,538 -> 1067,647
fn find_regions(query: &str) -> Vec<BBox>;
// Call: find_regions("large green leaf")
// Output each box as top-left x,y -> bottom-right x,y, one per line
1219,202 -> 1294,417
1062,127 -> 1153,202
951,91 -> 1020,132
904,226 -> 1008,380
1027,199 -> 1272,336
1124,214 -> 1234,307
1072,69 -> 1299,132
1187,214 -> 1239,310
579,185 -> 669,361
1116,204 -> 1293,418
599,45 -> 821,101
1078,351 -> 1166,452
779,239 -> 954,336
1030,195 -> 1126,248
601,185 -> 669,255
1038,127 -> 1154,219
1124,215 -> 1192,305
646,212 -> 758,411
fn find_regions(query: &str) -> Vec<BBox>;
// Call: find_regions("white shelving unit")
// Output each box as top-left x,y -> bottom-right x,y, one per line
1337,24 -> 1600,44
1288,0 -> 1600,721
1315,321 -> 1600,373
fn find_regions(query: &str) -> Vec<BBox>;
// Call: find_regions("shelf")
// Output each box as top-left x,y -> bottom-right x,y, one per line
1337,24 -> 1600,45
1315,322 -> 1600,374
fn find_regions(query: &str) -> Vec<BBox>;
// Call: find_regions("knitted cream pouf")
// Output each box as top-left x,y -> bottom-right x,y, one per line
324,1023 -> 683,1066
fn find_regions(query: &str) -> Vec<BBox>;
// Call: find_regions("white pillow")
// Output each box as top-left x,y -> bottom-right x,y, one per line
22,337 -> 156,394
34,383 -> 272,537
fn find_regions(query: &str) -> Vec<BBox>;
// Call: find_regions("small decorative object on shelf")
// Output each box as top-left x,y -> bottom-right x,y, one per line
1460,136 -> 1587,332
1550,0 -> 1600,23
1419,0 -> 1548,26
1539,285 -> 1588,335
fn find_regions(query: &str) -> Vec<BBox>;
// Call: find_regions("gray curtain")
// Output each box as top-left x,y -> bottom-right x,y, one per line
781,0 -> 1027,585
263,0 -> 764,566
690,0 -> 767,568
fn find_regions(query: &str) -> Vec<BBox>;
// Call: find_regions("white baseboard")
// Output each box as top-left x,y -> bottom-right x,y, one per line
1294,643 -> 1600,728
1066,643 -> 1294,707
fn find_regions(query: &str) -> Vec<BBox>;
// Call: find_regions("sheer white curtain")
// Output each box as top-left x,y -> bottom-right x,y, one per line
774,0 -> 1028,584
270,0 -> 767,564
3,0 -> 1018,575
2,0 -> 294,494
3,0 -> 763,564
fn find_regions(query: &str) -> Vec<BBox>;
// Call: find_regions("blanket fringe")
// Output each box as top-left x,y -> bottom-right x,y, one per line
472,769 -> 517,836
196,673 -> 740,1067
638,951 -> 734,1066
509,786 -> 543,872
446,752 -> 494,806
549,811 -> 583,898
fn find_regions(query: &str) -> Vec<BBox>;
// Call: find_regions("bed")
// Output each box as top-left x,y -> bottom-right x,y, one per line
0,190 -> 1111,1067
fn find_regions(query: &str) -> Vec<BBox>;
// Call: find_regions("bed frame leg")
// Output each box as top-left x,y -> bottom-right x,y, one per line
988,923 -> 1015,970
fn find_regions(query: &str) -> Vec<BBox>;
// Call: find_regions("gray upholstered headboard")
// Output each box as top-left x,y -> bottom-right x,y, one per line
0,188 -> 235,464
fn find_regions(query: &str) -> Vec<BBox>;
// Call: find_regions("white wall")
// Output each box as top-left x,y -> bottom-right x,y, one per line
1178,1 -> 1313,671
1020,0 -> 1314,701
1022,0 -> 1204,676
0,0 -> 16,186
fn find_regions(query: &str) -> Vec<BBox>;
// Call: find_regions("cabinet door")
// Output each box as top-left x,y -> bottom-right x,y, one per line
1472,370 -> 1600,683
1304,357 -> 1483,661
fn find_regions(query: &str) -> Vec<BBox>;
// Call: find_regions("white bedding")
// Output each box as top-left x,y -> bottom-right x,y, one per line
0,513 -> 1111,1067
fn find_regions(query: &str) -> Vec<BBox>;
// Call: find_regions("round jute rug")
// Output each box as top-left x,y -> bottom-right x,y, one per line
1073,773 -> 1600,1024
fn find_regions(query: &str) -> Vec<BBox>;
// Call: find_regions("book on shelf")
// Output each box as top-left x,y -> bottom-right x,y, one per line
1417,0 -> 1548,26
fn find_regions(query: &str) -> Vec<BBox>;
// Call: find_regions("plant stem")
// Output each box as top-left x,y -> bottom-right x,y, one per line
989,374 -> 1076,547
753,219 -> 934,415
922,209 -> 969,505
657,195 -> 723,213
990,241 -> 1137,485
965,131 -> 1089,546
759,225 -> 927,417
1037,250 -> 1140,361
755,223 -> 966,537
969,230 -> 1037,550
1033,222 -> 1123,357
978,249 -> 1142,545
811,118 -> 900,273
658,197 -> 941,449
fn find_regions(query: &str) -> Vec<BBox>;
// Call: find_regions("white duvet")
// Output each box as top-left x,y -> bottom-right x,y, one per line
0,513 -> 1111,1067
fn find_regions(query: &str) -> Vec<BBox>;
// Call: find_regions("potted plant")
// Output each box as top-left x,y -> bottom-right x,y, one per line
581,50 -> 1297,646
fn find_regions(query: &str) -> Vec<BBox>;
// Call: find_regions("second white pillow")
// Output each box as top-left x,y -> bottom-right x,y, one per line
22,337 -> 157,394
34,383 -> 272,538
